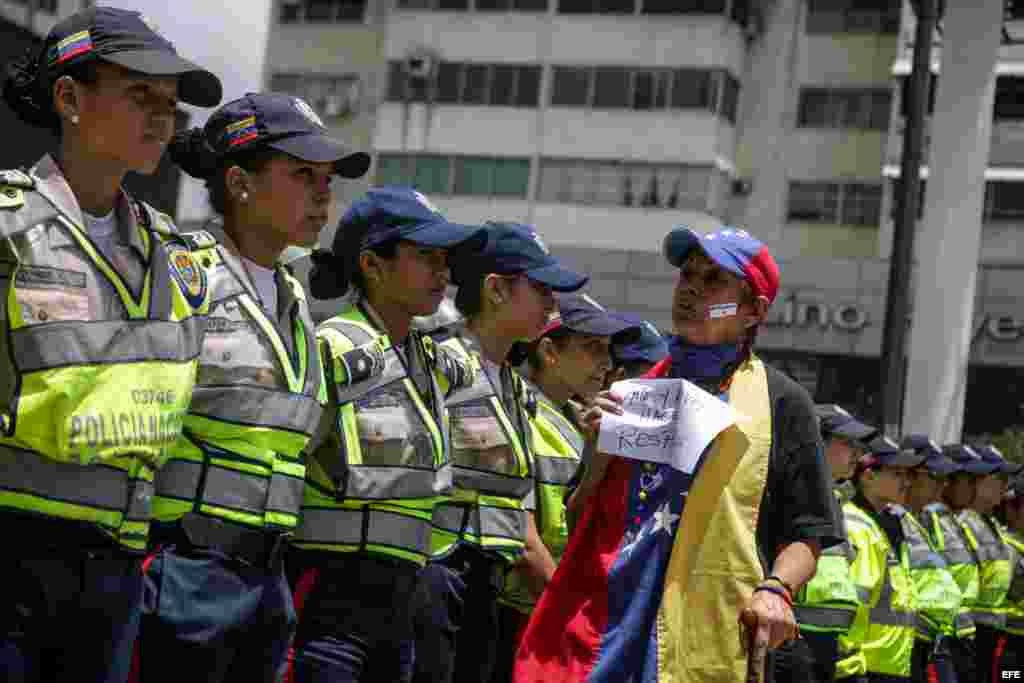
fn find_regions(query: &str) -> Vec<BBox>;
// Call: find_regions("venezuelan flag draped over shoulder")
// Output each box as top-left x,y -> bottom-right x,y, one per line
513,355 -> 773,683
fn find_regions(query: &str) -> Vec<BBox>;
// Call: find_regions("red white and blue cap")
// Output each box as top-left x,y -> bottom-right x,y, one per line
663,226 -> 780,304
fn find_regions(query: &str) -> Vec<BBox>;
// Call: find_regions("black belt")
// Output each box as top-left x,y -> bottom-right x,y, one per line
173,513 -> 290,571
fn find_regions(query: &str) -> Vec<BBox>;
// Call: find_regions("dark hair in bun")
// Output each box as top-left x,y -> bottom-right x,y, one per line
167,127 -> 220,179
308,248 -> 351,300
2,45 -> 98,134
308,217 -> 401,300
168,126 -> 278,214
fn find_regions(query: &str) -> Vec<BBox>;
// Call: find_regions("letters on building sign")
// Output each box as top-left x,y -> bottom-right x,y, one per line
765,292 -> 870,332
983,314 -> 1024,343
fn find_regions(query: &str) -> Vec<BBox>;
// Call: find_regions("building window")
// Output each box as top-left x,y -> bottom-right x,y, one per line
538,160 -> 712,210
805,0 -> 900,35
269,74 -> 362,118
280,0 -> 367,22
642,0 -> 726,13
995,77 -> 1024,120
558,0 -> 634,13
787,181 -> 882,226
376,154 -> 530,198
387,62 -> 541,107
397,0 -> 547,8
549,66 -> 739,122
797,88 -> 891,130
984,182 -> 1024,221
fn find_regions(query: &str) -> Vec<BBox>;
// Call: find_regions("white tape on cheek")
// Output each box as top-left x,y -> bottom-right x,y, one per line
707,303 -> 739,320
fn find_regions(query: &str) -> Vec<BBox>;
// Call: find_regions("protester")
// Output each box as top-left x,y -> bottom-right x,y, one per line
288,187 -> 485,682
0,8 -> 220,681
514,226 -> 842,683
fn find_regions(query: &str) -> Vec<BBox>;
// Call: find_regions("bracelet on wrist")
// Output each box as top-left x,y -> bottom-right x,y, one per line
765,575 -> 795,596
754,584 -> 793,607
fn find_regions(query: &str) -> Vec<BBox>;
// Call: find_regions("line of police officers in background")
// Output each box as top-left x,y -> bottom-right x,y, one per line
786,405 -> 1024,683
2,6 -> 1023,683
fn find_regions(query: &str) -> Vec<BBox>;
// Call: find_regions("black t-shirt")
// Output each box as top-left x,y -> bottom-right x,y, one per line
756,364 -> 844,570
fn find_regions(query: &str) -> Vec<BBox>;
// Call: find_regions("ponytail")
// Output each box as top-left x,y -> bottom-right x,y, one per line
308,248 -> 353,301
167,127 -> 220,179
2,45 -> 98,133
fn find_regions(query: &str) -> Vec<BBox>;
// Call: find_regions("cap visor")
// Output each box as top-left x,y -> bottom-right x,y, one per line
102,50 -> 221,107
962,461 -> 1000,475
999,462 -> 1024,475
880,452 -> 927,467
615,345 -> 667,364
404,221 -> 487,251
525,263 -> 588,293
565,313 -> 641,340
267,135 -> 371,179
832,420 -> 877,441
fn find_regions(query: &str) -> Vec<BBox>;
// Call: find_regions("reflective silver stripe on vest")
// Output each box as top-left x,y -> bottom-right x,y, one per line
915,614 -> 937,640
451,466 -> 533,498
967,611 -> 1003,628
534,454 -> 578,486
869,558 -> 915,629
845,510 -> 875,529
856,586 -> 872,603
155,460 -> 304,517
901,518 -> 945,569
794,605 -> 855,630
189,385 -> 322,436
942,546 -> 975,566
294,505 -> 432,557
433,501 -> 527,542
955,613 -> 975,633
12,318 -> 202,372
962,514 -> 1010,563
822,540 -> 855,562
0,444 -> 145,516
343,463 -> 451,500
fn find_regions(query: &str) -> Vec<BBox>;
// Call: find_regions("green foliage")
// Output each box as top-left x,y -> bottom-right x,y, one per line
983,427 -> 1024,466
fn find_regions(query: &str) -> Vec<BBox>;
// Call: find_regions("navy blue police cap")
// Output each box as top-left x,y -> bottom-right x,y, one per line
451,222 -> 588,293
41,7 -> 221,107
973,444 -> 1023,476
541,294 -> 641,343
611,314 -> 669,365
815,404 -> 876,442
943,444 -> 997,475
860,435 -> 925,469
204,93 -> 370,178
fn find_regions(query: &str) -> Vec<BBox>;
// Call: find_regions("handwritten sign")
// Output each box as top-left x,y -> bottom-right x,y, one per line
596,379 -> 737,473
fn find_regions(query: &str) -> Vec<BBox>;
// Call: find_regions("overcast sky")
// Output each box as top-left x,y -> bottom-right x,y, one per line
102,0 -> 275,221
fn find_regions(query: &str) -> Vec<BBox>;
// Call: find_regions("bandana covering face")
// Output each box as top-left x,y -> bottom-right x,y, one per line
667,336 -> 742,390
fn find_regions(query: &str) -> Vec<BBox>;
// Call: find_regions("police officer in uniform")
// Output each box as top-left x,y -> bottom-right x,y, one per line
412,222 -> 588,683
994,472 -> 1024,678
899,436 -> 962,683
605,313 -> 667,382
775,405 -> 872,683
490,294 -> 639,683
0,7 -> 221,682
135,94 -> 369,681
840,437 -> 925,683
289,187 -> 485,682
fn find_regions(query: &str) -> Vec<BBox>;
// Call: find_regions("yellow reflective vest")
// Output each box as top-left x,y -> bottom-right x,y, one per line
500,385 -> 584,613
431,334 -> 533,563
1004,530 -> 1024,636
295,301 -> 469,566
959,509 -> 1012,630
152,232 -> 325,531
919,502 -> 980,638
795,488 -> 860,636
0,157 -> 208,551
839,500 -> 916,679
891,505 -> 962,641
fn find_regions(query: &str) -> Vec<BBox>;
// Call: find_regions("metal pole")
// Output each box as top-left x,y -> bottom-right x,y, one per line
878,0 -> 936,438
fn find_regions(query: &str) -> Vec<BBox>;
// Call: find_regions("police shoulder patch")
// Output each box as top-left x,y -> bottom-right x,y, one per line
167,245 -> 207,308
0,169 -> 35,190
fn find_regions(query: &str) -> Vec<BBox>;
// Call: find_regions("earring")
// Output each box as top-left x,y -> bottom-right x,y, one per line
70,114 -> 79,125
241,192 -> 249,202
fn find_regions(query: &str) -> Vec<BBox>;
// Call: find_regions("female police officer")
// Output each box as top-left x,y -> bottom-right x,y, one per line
412,222 -> 588,683
288,186 -> 485,682
135,93 -> 369,682
0,7 -> 220,682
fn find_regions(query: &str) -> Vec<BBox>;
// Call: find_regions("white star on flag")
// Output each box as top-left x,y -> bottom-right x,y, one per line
652,502 -> 680,536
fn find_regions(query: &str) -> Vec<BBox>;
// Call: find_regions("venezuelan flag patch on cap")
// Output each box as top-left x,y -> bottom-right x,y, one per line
225,116 -> 259,147
49,30 -> 94,66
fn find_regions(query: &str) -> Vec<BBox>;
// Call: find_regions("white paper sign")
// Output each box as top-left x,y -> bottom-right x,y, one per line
596,379 -> 738,473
